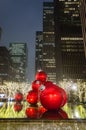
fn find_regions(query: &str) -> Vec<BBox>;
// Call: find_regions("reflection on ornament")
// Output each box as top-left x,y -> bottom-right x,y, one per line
25,107 -> 38,119
58,108 -> 68,119
38,106 -> 47,118
42,109 -> 68,119
14,102 -> 23,112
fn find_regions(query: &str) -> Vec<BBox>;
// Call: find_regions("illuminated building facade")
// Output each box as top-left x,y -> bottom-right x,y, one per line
0,47 -> 11,83
42,2 -> 56,83
35,31 -> 43,72
80,0 -> 86,58
54,0 -> 86,81
9,43 -> 28,82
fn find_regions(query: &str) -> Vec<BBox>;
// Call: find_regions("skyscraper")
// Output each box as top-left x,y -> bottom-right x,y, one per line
0,46 -> 12,84
80,0 -> 86,58
54,0 -> 86,82
35,31 -> 43,72
9,43 -> 28,82
42,2 -> 56,83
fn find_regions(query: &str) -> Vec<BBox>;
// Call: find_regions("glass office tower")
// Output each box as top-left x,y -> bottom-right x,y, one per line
54,0 -> 86,82
9,43 -> 28,82
43,2 -> 56,83
80,0 -> 86,58
35,31 -> 43,72
0,47 -> 11,83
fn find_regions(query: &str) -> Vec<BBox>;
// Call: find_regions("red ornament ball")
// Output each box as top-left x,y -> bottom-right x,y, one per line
51,84 -> 67,107
35,70 -> 47,82
32,80 -> 42,92
14,102 -> 23,112
26,90 -> 38,105
39,84 -> 63,110
14,92 -> 23,102
25,107 -> 38,119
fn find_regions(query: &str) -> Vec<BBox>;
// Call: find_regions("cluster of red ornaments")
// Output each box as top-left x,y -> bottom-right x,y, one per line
13,70 -> 67,119
26,70 -> 67,111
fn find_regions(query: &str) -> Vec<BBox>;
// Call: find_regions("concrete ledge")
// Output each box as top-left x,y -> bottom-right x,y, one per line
0,119 -> 86,130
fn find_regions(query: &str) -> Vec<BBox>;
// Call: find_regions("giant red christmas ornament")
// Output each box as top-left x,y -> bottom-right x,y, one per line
32,80 -> 42,92
39,84 -> 64,110
35,70 -> 47,82
26,90 -> 38,105
14,92 -> 23,102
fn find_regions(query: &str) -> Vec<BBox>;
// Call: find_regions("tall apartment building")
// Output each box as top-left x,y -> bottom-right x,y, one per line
54,0 -> 86,82
42,2 -> 56,83
9,43 -> 28,82
0,46 -> 12,84
35,31 -> 43,72
80,0 -> 86,58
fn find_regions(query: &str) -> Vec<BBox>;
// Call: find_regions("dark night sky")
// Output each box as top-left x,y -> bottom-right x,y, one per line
0,0 -> 45,82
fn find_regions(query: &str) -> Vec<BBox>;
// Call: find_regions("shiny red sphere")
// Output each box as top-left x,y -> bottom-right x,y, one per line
32,80 -> 42,92
26,90 -> 38,105
35,70 -> 47,82
39,84 -> 63,110
14,92 -> 23,102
